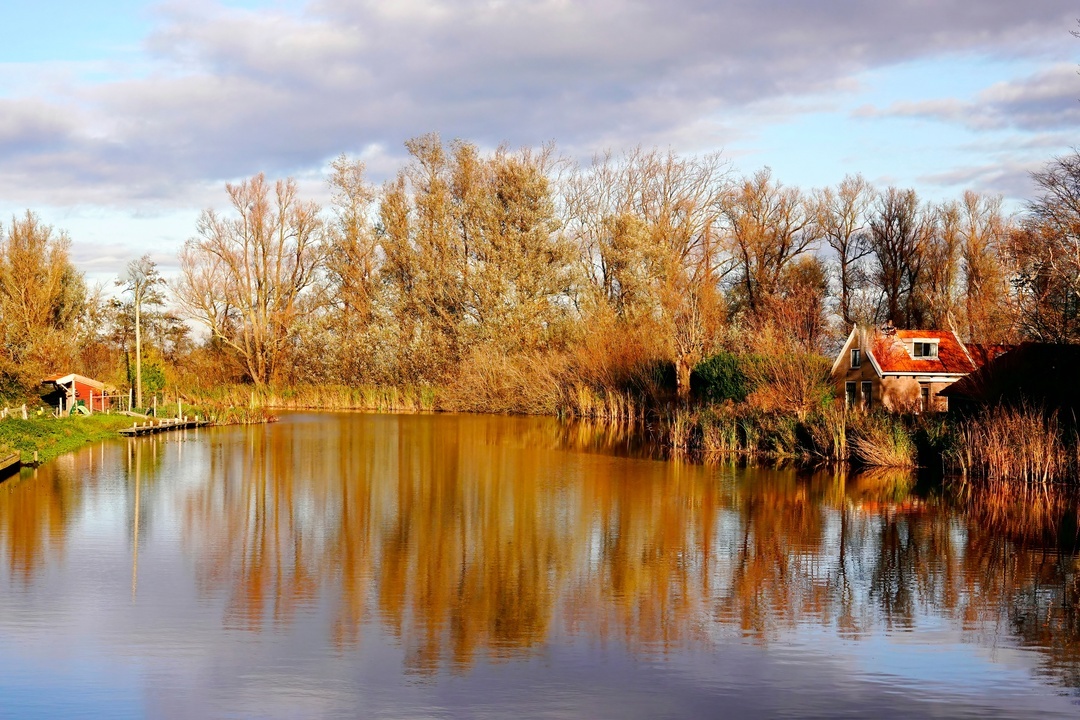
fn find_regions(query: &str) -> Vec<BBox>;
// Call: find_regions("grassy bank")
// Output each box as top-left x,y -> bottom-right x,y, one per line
0,414 -> 137,466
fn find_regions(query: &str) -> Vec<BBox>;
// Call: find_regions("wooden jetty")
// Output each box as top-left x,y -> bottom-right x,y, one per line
0,451 -> 20,478
119,417 -> 211,437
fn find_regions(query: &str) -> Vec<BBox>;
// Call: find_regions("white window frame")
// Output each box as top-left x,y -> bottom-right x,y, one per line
912,340 -> 938,359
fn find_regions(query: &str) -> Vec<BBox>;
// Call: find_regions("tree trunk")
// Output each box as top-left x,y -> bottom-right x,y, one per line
135,293 -> 143,409
676,357 -> 692,400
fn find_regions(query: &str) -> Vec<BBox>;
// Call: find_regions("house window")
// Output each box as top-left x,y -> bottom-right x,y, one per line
845,382 -> 856,408
913,341 -> 938,359
920,386 -> 930,413
861,381 -> 872,410
850,348 -> 861,369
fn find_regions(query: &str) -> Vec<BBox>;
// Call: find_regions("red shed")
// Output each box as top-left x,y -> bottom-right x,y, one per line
41,373 -> 114,413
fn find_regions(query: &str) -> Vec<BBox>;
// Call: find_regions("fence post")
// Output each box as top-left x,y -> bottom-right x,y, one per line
21,404 -> 26,420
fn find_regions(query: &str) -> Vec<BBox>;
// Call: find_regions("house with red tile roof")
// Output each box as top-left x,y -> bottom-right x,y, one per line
830,323 -> 996,413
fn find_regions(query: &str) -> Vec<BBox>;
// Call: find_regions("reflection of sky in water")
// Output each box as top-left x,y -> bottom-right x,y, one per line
0,413 -> 1078,719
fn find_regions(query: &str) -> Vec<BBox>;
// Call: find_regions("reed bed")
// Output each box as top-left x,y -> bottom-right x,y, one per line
665,405 -> 802,460
848,412 -> 916,468
560,384 -> 644,422
187,383 -> 437,414
804,404 -> 848,461
950,404 -> 1076,485
668,408 -> 696,454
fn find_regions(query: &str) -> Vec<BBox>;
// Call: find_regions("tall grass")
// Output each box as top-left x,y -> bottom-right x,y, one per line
561,384 -> 644,422
442,349 -> 565,415
804,404 -> 848,461
699,406 -> 741,455
950,404 -> 1075,485
848,412 -> 916,468
664,405 -> 802,460
187,383 -> 438,414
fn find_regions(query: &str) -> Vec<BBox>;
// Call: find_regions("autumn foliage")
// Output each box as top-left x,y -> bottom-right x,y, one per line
3,139 -> 1079,421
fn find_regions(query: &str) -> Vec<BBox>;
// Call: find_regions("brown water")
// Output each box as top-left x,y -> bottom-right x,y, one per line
1,412 -> 1079,719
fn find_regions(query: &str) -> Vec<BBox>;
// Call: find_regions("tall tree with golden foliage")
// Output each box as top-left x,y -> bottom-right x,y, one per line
0,211 -> 85,392
959,191 -> 1014,344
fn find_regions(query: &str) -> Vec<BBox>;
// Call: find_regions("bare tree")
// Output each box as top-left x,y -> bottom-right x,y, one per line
868,187 -> 930,327
723,168 -> 819,317
1007,152 -> 1080,342
920,201 -> 962,328
565,148 -> 732,398
118,255 -> 165,408
959,191 -> 1014,343
815,174 -> 874,327
327,155 -> 378,324
176,174 -> 325,385
1027,151 -> 1080,300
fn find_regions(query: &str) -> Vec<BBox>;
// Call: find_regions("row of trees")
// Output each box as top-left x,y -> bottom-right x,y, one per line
2,137 -> 1078,405
174,137 -> 1080,401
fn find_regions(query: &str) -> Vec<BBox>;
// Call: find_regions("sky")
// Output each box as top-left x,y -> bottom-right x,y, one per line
0,0 -> 1078,284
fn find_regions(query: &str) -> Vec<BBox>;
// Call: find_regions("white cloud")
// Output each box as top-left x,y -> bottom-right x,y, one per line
0,0 -> 1075,214
860,63 -> 1080,131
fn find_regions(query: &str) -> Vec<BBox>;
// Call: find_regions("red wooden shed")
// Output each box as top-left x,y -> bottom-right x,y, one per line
41,373 -> 114,412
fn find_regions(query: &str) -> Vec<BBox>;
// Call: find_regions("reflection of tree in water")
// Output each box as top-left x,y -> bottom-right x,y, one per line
0,438 -> 176,588
0,444 -> 114,584
177,414 -> 1080,685
0,470 -> 75,584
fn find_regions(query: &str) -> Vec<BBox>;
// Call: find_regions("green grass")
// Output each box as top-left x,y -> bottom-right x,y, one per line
0,413 -> 136,466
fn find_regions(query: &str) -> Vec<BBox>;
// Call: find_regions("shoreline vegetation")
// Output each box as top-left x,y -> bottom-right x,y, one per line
1,139 -> 1078,485
0,374 -> 1077,489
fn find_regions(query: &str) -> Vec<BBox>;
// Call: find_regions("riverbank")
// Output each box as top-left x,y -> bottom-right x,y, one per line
0,414 -> 138,466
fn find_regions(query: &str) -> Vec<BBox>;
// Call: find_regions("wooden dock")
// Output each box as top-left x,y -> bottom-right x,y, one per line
119,417 -> 211,437
0,451 -> 20,478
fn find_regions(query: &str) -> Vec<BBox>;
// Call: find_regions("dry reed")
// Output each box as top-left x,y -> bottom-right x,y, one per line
187,383 -> 438,414
951,404 -> 1072,485
848,412 -> 916,468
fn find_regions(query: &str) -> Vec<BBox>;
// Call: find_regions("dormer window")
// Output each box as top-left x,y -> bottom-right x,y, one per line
912,341 -> 938,359
850,348 -> 861,368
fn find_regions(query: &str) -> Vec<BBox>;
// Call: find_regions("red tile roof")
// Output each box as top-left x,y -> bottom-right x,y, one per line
964,343 -> 1013,369
870,330 -> 976,375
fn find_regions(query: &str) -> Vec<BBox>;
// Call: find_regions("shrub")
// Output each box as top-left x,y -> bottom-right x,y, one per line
691,352 -> 748,404
739,330 -> 833,419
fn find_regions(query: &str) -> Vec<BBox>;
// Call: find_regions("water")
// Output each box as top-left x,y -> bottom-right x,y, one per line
1,412 -> 1078,719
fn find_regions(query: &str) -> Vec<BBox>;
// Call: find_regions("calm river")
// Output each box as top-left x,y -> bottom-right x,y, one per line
1,412 -> 1079,718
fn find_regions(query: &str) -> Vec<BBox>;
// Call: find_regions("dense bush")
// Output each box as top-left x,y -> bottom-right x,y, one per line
691,352 -> 748,404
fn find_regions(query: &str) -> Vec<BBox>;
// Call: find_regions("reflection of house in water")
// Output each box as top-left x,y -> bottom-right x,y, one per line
40,373 -> 116,414
830,323 -> 1005,413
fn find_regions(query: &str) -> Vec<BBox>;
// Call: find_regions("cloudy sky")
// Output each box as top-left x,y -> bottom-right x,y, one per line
1,0 -> 1078,281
